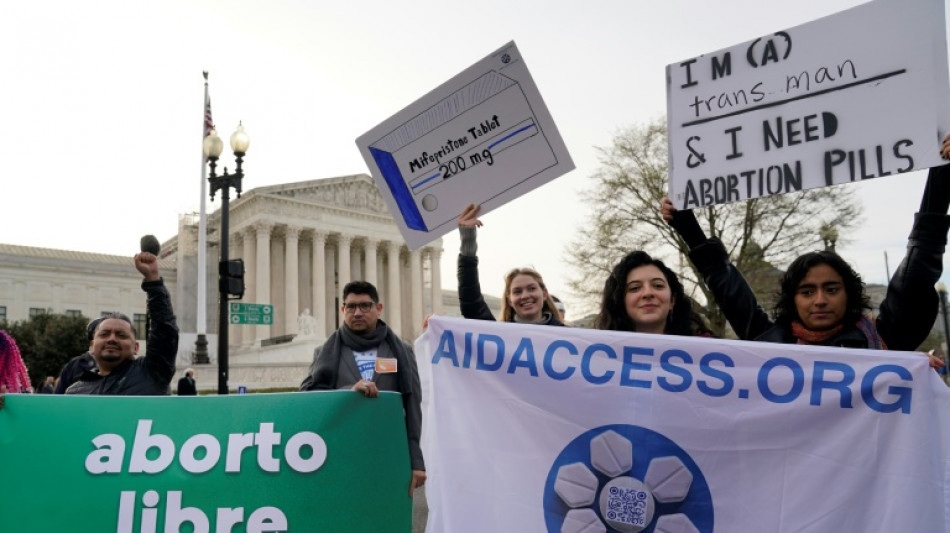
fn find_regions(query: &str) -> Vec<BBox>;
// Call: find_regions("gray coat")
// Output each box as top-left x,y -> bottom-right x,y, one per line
300,326 -> 425,471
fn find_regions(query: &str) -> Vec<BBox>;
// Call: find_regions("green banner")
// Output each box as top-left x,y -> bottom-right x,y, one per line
0,391 -> 411,532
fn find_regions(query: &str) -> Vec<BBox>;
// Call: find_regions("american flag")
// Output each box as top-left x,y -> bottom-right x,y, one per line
203,70 -> 215,138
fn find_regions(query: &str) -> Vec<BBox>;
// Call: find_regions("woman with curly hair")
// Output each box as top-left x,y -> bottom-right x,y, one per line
596,250 -> 711,336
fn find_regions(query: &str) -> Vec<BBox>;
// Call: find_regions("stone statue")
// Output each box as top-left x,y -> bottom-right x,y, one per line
297,308 -> 317,338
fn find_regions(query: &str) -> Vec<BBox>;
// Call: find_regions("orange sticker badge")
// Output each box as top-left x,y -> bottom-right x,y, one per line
376,358 -> 398,373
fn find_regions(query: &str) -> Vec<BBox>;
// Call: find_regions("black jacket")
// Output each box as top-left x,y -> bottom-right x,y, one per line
66,279 -> 179,395
177,376 -> 197,396
457,254 -> 565,326
54,352 -> 96,394
672,165 -> 950,351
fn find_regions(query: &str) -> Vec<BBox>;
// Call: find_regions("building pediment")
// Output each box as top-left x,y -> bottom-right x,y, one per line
259,174 -> 391,216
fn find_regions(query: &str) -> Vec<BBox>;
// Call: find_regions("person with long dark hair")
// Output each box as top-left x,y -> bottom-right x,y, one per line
660,135 -> 950,351
0,330 -> 32,394
596,250 -> 711,336
769,251 -> 882,346
456,203 -> 565,326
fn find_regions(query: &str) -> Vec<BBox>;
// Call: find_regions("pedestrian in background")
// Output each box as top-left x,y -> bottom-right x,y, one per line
0,330 -> 32,406
177,368 -> 197,396
38,376 -> 55,394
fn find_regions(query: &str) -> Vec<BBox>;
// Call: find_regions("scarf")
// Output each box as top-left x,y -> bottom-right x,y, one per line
513,312 -> 553,325
791,316 -> 887,349
306,319 -> 414,394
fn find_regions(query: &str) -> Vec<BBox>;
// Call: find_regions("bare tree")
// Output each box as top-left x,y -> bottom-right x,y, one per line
567,118 -> 863,336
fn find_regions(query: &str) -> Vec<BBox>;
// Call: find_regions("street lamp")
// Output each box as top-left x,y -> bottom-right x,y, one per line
204,122 -> 250,395
937,283 -> 950,376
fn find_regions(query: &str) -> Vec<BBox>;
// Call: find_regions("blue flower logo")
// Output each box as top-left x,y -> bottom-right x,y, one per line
543,425 -> 714,532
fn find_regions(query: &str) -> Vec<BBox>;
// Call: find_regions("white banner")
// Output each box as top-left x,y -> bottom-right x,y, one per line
666,0 -> 950,209
417,316 -> 950,532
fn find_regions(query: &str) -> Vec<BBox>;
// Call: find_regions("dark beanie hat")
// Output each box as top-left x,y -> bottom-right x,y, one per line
86,317 -> 105,341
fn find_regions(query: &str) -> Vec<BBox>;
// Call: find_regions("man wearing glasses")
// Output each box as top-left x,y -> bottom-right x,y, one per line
299,280 -> 426,498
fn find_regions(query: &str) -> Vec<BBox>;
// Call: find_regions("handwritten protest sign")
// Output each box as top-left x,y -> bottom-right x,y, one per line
357,41 -> 574,250
666,0 -> 950,209
0,392 -> 411,532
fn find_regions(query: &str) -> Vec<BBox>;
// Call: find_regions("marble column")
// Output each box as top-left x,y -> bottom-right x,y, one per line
386,242 -> 403,335
350,245 -> 362,282
364,238 -> 378,287
311,231 -> 327,338
284,226 -> 301,336
429,246 -> 443,315
241,228 -> 257,347
326,245 -> 338,332
337,234 -> 352,294
255,222 -> 274,342
409,248 -> 423,339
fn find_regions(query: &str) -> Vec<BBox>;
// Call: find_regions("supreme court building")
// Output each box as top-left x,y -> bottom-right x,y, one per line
171,173 -> 445,348
0,174 -> 499,391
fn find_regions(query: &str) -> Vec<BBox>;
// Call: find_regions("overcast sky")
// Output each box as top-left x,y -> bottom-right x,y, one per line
2,0 -> 947,317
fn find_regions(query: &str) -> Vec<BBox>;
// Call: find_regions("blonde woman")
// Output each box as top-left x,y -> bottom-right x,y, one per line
456,204 -> 565,326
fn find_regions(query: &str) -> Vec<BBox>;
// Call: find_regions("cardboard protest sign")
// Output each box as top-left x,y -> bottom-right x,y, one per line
418,316 -> 950,532
667,0 -> 950,209
357,41 -> 574,250
0,392 -> 411,532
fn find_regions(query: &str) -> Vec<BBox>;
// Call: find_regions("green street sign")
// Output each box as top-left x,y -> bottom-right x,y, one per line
229,303 -> 274,325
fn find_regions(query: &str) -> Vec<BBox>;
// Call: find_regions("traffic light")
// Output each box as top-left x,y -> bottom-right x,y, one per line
220,259 -> 245,299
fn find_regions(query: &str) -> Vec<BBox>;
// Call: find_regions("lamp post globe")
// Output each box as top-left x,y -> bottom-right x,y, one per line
230,122 -> 250,155
203,129 -> 224,159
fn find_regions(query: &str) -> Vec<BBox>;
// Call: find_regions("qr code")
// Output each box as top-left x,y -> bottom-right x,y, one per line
604,486 -> 649,526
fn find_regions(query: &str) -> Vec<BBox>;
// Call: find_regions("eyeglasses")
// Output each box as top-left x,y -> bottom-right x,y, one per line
343,301 -> 376,313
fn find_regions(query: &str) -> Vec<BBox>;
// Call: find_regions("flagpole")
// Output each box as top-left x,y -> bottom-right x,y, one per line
194,71 -> 211,365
